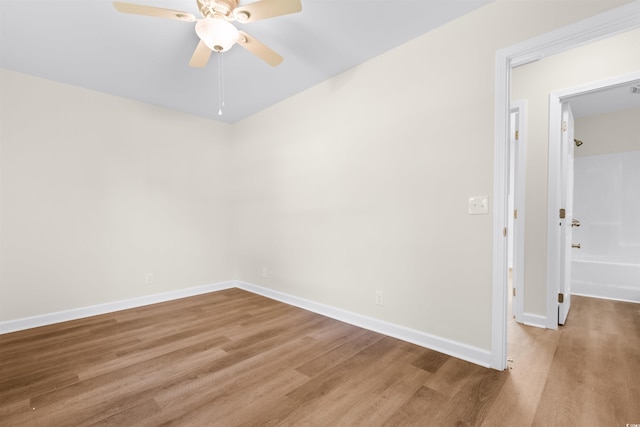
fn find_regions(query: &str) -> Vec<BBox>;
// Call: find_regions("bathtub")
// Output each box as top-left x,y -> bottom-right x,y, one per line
571,258 -> 640,302
571,151 -> 640,303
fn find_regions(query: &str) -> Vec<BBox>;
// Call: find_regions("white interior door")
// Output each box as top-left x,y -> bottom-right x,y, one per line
508,111 -> 516,318
558,102 -> 575,325
509,102 -> 526,324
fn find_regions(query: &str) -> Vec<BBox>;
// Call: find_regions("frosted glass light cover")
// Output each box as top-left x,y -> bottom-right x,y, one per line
195,18 -> 239,52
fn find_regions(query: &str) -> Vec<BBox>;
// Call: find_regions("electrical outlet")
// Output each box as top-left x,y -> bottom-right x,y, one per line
468,195 -> 489,215
262,267 -> 268,278
145,273 -> 154,285
375,291 -> 384,306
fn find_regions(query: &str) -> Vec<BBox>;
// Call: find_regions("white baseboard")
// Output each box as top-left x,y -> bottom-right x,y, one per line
520,312 -> 547,329
572,291 -> 639,304
236,281 -> 492,368
0,281 -> 236,334
572,283 -> 640,304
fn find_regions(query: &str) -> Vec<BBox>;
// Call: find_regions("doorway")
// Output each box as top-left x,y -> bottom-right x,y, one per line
491,3 -> 640,370
548,75 -> 640,324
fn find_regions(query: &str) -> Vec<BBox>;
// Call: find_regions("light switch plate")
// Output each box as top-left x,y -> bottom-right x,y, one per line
468,195 -> 489,215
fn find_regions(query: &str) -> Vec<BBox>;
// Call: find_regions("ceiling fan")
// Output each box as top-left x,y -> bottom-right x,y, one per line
113,0 -> 302,67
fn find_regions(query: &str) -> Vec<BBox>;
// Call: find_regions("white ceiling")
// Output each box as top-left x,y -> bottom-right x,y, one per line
0,0 -> 493,123
568,80 -> 640,118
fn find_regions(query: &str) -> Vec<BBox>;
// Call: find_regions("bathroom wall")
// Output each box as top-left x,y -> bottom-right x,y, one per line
571,107 -> 640,301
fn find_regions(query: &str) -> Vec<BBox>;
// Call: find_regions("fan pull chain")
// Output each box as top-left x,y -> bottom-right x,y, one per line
217,52 -> 225,116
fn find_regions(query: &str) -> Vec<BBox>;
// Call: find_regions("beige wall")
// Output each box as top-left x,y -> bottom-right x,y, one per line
575,107 -> 640,157
0,0 -> 634,352
233,1 -> 634,349
0,70 -> 235,321
512,28 -> 640,315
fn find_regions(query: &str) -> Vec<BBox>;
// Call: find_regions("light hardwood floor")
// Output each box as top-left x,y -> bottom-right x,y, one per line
1,289 -> 638,426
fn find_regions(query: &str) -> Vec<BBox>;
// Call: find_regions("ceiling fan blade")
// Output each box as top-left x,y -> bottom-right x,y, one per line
233,0 -> 301,23
113,2 -> 196,22
237,31 -> 283,66
189,40 -> 213,68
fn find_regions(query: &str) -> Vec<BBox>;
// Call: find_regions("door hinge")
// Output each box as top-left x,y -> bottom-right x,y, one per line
562,121 -> 567,132
513,288 -> 516,297
514,209 -> 518,219
559,208 -> 566,219
558,293 -> 564,303
503,227 -> 507,237
515,130 -> 519,140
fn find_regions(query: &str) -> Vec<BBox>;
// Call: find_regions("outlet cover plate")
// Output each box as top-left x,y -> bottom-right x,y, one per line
375,291 -> 384,306
468,195 -> 489,215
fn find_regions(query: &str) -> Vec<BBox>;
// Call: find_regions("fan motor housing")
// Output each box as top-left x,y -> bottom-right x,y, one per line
197,0 -> 238,18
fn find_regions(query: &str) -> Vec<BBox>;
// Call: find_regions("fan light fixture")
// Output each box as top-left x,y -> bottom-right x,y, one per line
195,17 -> 239,52
113,0 -> 302,116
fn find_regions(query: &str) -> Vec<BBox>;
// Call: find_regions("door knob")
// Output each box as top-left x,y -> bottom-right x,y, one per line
572,243 -> 581,249
571,219 -> 581,227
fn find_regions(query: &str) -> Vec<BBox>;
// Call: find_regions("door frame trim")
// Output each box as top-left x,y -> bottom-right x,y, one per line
491,1 -> 640,370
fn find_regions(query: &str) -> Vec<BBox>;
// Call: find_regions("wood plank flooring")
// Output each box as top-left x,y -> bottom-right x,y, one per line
1,289 -> 638,426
